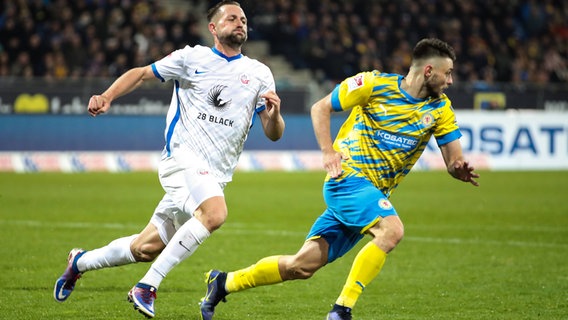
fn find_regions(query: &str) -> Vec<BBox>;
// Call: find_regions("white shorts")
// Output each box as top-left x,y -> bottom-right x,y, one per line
149,155 -> 226,244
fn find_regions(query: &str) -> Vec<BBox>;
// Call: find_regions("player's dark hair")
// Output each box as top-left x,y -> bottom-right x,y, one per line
412,38 -> 456,62
207,1 -> 241,22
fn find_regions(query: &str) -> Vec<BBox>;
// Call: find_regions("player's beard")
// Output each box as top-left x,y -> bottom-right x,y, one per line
219,31 -> 247,50
424,74 -> 444,98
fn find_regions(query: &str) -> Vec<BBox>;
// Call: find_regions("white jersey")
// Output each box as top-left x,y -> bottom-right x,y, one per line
152,45 -> 275,183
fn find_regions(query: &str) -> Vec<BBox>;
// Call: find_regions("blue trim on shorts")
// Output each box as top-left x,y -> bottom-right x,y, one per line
307,175 -> 397,262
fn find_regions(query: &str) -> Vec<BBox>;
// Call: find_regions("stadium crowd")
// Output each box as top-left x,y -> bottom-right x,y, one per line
0,0 -> 203,80
240,0 -> 568,85
1,0 -> 567,85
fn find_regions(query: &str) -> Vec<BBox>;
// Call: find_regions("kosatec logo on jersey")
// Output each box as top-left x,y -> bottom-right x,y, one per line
376,130 -> 419,150
207,85 -> 232,112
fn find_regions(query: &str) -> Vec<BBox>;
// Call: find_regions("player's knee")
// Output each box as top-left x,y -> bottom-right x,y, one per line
285,265 -> 315,280
130,243 -> 161,262
199,209 -> 228,232
284,259 -> 321,280
385,224 -> 404,251
393,226 -> 405,244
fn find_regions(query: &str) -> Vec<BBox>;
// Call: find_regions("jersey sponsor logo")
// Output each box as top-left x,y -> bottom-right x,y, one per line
196,112 -> 235,127
209,115 -> 234,126
376,130 -> 419,150
347,74 -> 364,92
378,198 -> 392,210
207,85 -> 232,112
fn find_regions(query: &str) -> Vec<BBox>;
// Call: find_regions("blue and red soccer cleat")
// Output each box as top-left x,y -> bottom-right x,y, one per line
53,248 -> 86,302
128,283 -> 158,318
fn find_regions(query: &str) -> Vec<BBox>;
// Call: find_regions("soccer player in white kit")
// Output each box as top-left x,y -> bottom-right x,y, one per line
53,1 -> 285,318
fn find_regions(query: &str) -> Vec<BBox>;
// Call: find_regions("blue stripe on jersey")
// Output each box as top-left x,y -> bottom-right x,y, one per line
331,85 -> 342,111
165,80 -> 181,156
436,129 -> 462,146
211,47 -> 243,62
429,100 -> 446,109
151,63 -> 165,82
351,153 -> 381,165
372,84 -> 389,92
378,170 -> 398,180
250,105 -> 266,129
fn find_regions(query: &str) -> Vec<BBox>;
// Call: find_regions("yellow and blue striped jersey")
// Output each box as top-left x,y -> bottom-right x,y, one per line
330,70 -> 462,197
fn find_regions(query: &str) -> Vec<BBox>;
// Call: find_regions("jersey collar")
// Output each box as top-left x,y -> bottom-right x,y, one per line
398,75 -> 429,103
211,47 -> 243,62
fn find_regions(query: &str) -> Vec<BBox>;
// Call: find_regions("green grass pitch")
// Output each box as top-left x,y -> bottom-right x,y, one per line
0,170 -> 566,319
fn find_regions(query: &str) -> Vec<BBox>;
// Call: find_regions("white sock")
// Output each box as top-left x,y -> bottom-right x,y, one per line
139,218 -> 210,289
76,234 -> 137,272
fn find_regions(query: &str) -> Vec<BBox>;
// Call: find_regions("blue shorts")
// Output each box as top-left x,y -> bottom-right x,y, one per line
306,175 -> 397,263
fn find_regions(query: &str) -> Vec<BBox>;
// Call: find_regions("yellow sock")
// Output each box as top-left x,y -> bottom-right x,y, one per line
225,255 -> 283,293
336,242 -> 387,308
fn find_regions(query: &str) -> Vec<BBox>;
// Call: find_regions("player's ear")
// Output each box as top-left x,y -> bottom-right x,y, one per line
208,21 -> 216,35
424,64 -> 433,78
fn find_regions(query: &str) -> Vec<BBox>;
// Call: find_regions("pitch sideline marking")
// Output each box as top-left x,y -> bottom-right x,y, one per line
1,219 -> 567,249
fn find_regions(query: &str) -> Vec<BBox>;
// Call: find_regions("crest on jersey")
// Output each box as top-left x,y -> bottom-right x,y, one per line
240,73 -> 250,85
378,198 -> 392,210
207,85 -> 232,112
421,112 -> 434,126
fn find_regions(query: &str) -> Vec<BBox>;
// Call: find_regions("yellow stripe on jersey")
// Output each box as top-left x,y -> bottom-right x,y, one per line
329,70 -> 462,197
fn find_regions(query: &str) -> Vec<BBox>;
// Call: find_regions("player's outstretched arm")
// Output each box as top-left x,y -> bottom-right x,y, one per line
88,65 -> 156,117
440,140 -> 480,186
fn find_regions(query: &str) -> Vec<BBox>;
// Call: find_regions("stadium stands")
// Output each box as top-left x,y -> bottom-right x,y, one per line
240,0 -> 568,85
0,0 -> 566,86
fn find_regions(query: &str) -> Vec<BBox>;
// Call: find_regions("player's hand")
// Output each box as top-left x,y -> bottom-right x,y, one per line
88,94 -> 111,117
261,91 -> 281,115
449,160 -> 480,186
323,149 -> 349,178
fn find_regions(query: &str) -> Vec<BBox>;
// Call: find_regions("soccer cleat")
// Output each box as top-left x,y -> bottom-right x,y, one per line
127,283 -> 158,319
326,304 -> 353,320
200,270 -> 228,320
53,248 -> 86,302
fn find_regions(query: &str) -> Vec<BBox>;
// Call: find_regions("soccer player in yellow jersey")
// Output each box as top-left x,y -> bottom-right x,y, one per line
200,38 -> 480,320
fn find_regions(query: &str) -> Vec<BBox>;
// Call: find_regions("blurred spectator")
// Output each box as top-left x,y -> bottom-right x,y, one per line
241,0 -> 567,85
0,0 -> 566,86
0,0 -> 203,79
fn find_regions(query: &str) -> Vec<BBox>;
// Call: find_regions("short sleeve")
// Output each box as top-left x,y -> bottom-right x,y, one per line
331,71 -> 375,112
152,46 -> 192,82
434,99 -> 462,146
254,64 -> 276,113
